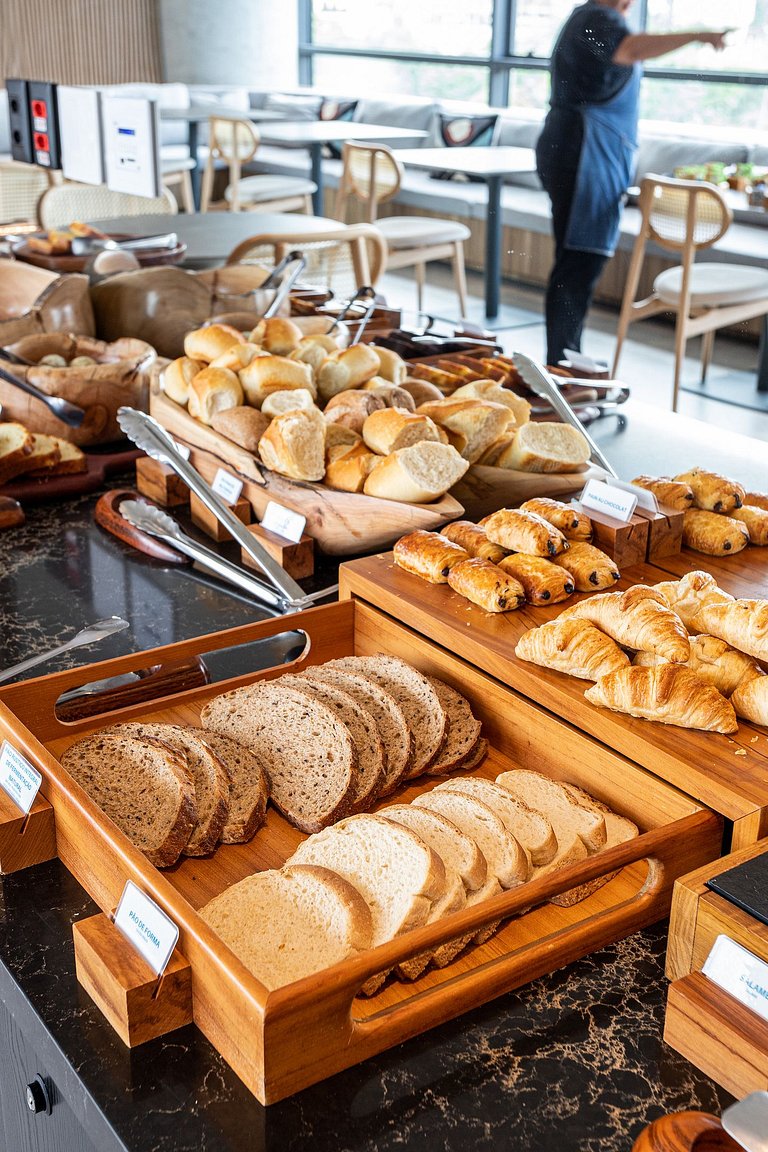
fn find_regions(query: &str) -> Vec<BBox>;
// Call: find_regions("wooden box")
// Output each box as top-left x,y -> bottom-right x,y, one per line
569,500 -> 650,568
0,603 -> 721,1104
339,553 -> 768,850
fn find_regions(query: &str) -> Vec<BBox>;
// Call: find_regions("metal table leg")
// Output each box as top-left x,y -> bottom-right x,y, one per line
758,314 -> 768,393
188,120 -> 201,211
484,174 -> 503,320
309,143 -> 323,214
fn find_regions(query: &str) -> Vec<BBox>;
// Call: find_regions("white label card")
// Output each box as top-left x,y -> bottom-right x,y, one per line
0,740 -> 42,816
580,479 -> 637,522
702,934 -> 768,1025
606,477 -> 659,514
171,438 -> 191,462
113,880 -> 179,977
212,468 -> 244,506
261,501 -> 306,543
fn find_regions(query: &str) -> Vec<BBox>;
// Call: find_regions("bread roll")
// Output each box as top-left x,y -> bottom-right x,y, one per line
393,530 -> 469,583
187,367 -> 244,426
371,345 -> 407,384
361,381 -> 417,411
317,344 -> 380,401
416,399 -> 512,464
261,388 -> 317,419
211,406 -> 270,453
162,357 -> 204,406
451,380 -> 531,426
325,424 -> 362,451
184,323 -> 246,363
494,423 -> 591,473
363,442 -> 470,503
239,355 -> 315,407
476,435 -> 517,466
683,508 -> 749,556
258,407 -> 326,481
324,390 -> 385,434
362,409 -> 443,456
400,378 -> 445,406
290,335 -> 340,375
324,442 -> 379,493
209,342 -> 264,372
250,316 -> 303,355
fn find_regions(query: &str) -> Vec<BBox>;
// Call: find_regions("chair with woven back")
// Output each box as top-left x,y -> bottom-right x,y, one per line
334,141 -> 470,316
612,173 -> 768,411
37,183 -> 178,229
200,116 -> 316,214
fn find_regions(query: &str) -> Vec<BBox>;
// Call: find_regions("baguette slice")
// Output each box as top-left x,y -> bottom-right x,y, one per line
199,865 -> 373,990
424,678 -> 482,775
495,770 -> 607,852
363,441 -> 469,503
434,777 -> 558,866
193,730 -> 268,844
201,680 -> 357,833
60,733 -> 196,868
494,422 -> 591,474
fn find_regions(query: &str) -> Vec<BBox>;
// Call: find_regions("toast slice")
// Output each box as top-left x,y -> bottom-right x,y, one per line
0,422 -> 34,484
424,678 -> 482,775
495,770 -> 607,852
7,432 -> 61,478
192,730 -> 268,845
435,777 -> 558,866
27,436 -> 87,477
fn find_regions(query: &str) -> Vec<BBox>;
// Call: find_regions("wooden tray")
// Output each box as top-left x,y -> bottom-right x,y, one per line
339,553 -> 768,850
0,600 -> 720,1103
12,234 -> 187,272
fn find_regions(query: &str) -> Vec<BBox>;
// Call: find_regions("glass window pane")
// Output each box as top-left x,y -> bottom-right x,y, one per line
507,68 -> 550,114
311,0 -> 493,57
513,1 -> 581,58
645,1 -> 767,75
312,55 -> 490,103
641,76 -> 768,132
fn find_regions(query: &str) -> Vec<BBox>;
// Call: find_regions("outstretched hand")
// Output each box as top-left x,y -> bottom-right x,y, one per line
700,30 -> 731,51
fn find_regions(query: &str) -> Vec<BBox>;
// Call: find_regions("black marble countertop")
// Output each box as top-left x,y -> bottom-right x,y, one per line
1,401 -> 756,1151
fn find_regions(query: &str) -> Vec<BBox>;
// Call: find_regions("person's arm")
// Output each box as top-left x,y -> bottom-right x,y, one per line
613,29 -> 728,65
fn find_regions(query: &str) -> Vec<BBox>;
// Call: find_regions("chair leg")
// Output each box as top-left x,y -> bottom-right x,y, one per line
302,194 -> 313,214
671,317 -> 689,413
199,157 -> 214,214
700,328 -> 715,384
414,262 -> 426,312
452,242 -> 469,318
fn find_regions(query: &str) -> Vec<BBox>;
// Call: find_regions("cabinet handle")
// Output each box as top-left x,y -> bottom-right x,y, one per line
25,1075 -> 52,1116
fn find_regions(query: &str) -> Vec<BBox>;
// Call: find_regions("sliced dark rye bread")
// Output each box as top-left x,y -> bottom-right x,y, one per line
107,722 -> 230,856
301,665 -> 412,795
424,677 -> 482,775
60,732 -> 197,867
193,730 -> 269,844
326,655 -> 446,779
434,777 -> 558,867
200,680 -> 357,833
456,737 -> 488,773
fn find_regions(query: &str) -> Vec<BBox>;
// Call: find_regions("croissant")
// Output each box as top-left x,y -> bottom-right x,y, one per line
483,508 -> 569,557
585,665 -> 738,734
633,633 -> 760,697
559,585 -> 690,662
674,467 -> 745,513
393,530 -> 469,583
498,554 -> 574,605
631,476 -> 694,511
683,509 -> 749,556
516,619 -> 630,680
440,520 -> 508,563
730,505 -> 768,546
447,557 -> 526,613
697,597 -> 768,663
744,491 -> 768,512
552,542 -> 620,592
653,570 -> 733,633
519,498 -> 592,542
731,670 -> 768,726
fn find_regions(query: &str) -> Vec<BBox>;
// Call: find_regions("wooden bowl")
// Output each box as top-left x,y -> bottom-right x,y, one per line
0,271 -> 95,345
90,266 -> 212,359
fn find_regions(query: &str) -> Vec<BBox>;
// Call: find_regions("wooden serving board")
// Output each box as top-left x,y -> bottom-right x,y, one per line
339,554 -> 768,850
1,446 -> 141,504
651,546 -> 768,601
150,388 -> 464,556
0,601 -> 720,1103
12,234 -> 187,272
452,462 -> 599,521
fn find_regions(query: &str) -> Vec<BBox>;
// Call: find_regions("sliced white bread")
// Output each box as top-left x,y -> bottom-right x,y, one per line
434,777 -> 558,866
26,435 -> 87,477
200,681 -> 357,833
0,421 -> 34,483
301,665 -> 412,795
495,770 -> 607,852
258,406 -> 326,482
60,733 -> 196,868
10,432 -> 61,478
362,441 -> 470,503
555,782 -> 640,907
424,678 -> 482,775
413,789 -> 528,889
199,864 -> 373,990
193,730 -> 269,845
395,868 -> 466,980
326,655 -> 446,779
494,422 -> 591,474
107,722 -> 230,856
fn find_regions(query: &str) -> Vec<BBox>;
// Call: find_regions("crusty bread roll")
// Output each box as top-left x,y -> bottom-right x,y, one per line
162,357 -> 205,406
494,422 -> 591,473
416,399 -> 513,464
317,344 -> 380,402
362,409 -> 443,456
363,442 -> 469,503
451,380 -> 531,426
187,367 -> 244,426
290,335 -> 340,375
325,424 -> 362,451
400,378 -> 444,406
371,345 -> 407,384
250,316 -> 303,356
239,355 -> 315,407
362,381 -> 416,411
324,442 -> 379,493
324,390 -> 386,434
258,407 -> 326,481
476,435 -> 517,466
211,406 -> 270,453
261,388 -> 318,419
209,342 -> 264,372
184,323 -> 246,363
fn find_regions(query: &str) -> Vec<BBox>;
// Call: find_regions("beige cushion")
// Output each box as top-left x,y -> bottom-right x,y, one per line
375,216 -> 470,249
654,263 -> 768,308
225,175 -> 317,204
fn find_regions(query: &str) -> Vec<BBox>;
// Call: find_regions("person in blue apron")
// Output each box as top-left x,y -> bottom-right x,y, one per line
536,1 -> 728,367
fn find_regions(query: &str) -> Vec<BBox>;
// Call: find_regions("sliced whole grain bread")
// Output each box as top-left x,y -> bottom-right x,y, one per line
60,732 -> 197,867
327,655 -> 446,779
194,729 -> 268,844
302,665 -> 412,795
424,678 -> 482,775
198,864 -> 373,990
413,789 -> 528,889
108,722 -> 230,856
200,680 -> 357,833
495,770 -> 607,852
435,777 -> 558,866
456,737 -> 489,773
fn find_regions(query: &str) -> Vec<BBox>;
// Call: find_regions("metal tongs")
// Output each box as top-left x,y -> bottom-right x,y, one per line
116,408 -> 313,611
512,353 -> 617,477
69,232 -> 179,256
326,286 -> 378,345
260,250 -> 307,318
0,362 -> 86,428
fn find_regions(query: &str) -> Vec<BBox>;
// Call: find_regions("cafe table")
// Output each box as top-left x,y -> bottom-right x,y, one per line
393,146 -> 537,321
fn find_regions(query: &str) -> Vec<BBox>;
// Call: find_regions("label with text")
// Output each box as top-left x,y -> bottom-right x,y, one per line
113,880 -> 179,977
261,501 -> 306,543
702,934 -> 768,1025
606,477 -> 659,514
212,468 -> 244,506
580,479 -> 637,522
0,740 -> 42,816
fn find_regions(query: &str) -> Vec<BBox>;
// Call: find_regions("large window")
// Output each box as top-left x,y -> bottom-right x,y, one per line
299,0 -> 768,134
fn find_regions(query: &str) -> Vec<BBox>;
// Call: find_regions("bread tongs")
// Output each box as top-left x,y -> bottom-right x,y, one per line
116,407 -> 312,611
511,352 -> 617,477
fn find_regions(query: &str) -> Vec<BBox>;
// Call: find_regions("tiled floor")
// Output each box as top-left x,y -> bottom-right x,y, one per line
379,267 -> 768,442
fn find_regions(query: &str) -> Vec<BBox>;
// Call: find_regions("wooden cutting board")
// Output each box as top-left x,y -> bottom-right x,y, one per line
1,446 -> 141,504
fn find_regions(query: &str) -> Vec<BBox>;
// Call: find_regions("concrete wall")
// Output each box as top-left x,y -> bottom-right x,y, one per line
158,0 -> 298,88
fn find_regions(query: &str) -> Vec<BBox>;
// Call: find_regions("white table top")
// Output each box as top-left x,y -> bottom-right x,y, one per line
258,121 -> 428,146
393,146 -> 537,177
159,106 -> 288,124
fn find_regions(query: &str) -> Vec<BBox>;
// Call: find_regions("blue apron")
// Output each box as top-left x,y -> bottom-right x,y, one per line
565,64 -> 641,257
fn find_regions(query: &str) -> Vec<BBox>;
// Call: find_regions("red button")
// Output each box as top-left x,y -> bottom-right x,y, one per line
31,100 -> 47,118
34,133 -> 49,151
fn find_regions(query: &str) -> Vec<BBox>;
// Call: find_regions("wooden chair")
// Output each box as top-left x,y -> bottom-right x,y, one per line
613,173 -> 768,411
225,224 -> 387,299
200,116 -> 316,214
161,157 -> 195,213
334,141 -> 470,315
37,184 -> 177,229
